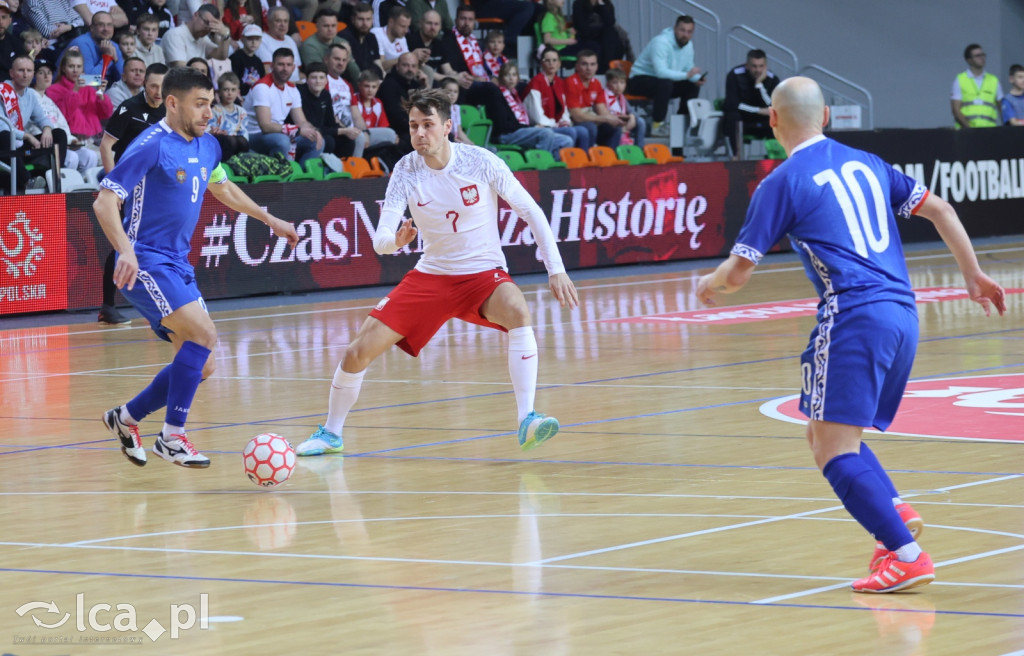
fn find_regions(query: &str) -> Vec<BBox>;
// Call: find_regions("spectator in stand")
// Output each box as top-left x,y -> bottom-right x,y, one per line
22,1 -> 88,53
133,0 -> 176,37
324,42 -> 370,157
256,6 -> 301,82
628,14 -> 705,137
299,61 -> 346,156
209,71 -> 249,158
378,50 -> 425,152
222,0 -> 261,41
466,0 -> 531,58
244,48 -> 324,163
115,29 -> 136,59
21,28 -> 58,72
952,44 -> 1003,129
301,8 -> 357,82
106,56 -> 145,107
407,0 -> 452,33
482,30 -> 507,78
30,61 -> 99,175
47,48 -> 113,144
571,0 -> 624,72
133,15 -> 167,66
6,0 -> 29,39
493,62 -> 572,155
370,5 -> 411,74
525,47 -> 591,149
0,56 -> 69,191
439,76 -> 473,144
0,0 -> 23,82
66,11 -> 124,84
86,0 -> 129,28
187,56 -> 210,78
231,23 -> 266,95
355,67 -> 399,149
1002,64 -> 1024,125
339,2 -> 384,79
604,67 -> 642,146
162,4 -> 230,68
723,49 -> 779,156
406,8 -> 445,81
538,0 -> 586,66
565,49 -> 622,148
438,4 -> 505,110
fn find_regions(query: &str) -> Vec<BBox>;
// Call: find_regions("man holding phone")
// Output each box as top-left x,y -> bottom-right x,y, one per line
628,14 -> 706,137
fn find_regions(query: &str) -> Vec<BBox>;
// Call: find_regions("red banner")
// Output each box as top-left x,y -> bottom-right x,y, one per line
0,195 -> 68,314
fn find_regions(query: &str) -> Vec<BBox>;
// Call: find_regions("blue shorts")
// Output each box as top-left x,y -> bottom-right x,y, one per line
799,301 -> 918,431
120,254 -> 206,342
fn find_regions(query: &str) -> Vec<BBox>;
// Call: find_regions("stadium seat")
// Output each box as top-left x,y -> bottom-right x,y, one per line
764,138 -> 787,160
588,145 -> 629,167
343,156 -> 385,179
368,156 -> 389,176
219,162 -> 248,183
524,149 -> 567,170
460,105 -> 493,147
687,98 -> 729,158
558,147 -> 593,169
45,167 -> 97,192
643,143 -> 684,164
252,174 -> 287,184
497,150 -> 538,171
295,20 -> 317,41
287,160 -> 319,182
616,144 -> 658,165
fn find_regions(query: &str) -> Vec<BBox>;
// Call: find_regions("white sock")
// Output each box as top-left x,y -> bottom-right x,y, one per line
894,542 -> 923,563
119,406 -> 137,425
507,326 -> 538,423
325,365 -> 366,436
162,423 -> 184,438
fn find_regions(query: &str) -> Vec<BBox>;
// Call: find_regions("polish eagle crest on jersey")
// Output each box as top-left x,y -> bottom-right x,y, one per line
460,184 -> 480,206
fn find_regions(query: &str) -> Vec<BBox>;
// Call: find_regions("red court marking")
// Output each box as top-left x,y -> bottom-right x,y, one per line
760,374 -> 1024,442
604,288 -> 1023,326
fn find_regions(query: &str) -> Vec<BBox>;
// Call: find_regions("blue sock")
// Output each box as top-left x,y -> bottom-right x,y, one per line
822,453 -> 913,552
164,341 -> 211,428
125,366 -> 172,422
859,441 -> 899,500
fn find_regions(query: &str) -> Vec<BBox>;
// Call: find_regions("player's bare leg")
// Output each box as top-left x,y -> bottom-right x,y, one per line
809,420 -> 933,592
481,283 -> 559,451
297,317 -> 404,456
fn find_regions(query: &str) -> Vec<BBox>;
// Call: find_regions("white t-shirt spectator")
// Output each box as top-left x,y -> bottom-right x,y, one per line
327,74 -> 355,127
256,34 -> 302,82
244,74 -> 302,134
370,26 -> 408,64
161,24 -> 218,64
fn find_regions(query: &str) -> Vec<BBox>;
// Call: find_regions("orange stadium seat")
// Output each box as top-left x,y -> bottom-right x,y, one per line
343,157 -> 385,179
643,143 -> 684,164
295,20 -> 317,41
558,147 -> 593,169
610,59 -> 651,104
588,146 -> 629,167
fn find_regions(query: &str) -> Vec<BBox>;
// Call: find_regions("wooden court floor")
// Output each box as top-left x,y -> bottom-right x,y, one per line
1,241 -> 1022,655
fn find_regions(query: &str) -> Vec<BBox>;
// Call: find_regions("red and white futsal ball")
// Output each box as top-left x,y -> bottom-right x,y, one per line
243,433 -> 296,487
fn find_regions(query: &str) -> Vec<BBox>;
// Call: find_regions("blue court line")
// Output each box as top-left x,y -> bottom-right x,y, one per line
1,567 -> 1020,620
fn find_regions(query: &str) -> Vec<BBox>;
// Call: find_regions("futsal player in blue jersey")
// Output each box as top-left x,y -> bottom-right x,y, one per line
697,77 -> 1005,593
94,67 -> 298,468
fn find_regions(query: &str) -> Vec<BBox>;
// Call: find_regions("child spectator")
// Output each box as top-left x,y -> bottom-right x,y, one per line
209,72 -> 249,159
356,68 -> 399,150
604,67 -> 643,146
231,24 -> 266,96
439,76 -> 473,144
1002,64 -> 1024,126
222,0 -> 261,42
493,62 -> 573,155
22,29 -> 57,72
482,30 -> 507,78
116,30 -> 137,59
134,14 -> 167,66
538,0 -> 584,64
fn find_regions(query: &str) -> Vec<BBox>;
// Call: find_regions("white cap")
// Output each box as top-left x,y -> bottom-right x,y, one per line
242,24 -> 263,38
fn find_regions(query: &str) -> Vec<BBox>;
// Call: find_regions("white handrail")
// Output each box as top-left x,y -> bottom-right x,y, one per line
799,63 -> 874,129
726,24 -> 799,80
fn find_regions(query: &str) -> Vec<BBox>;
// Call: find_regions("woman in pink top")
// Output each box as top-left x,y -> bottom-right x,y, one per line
46,49 -> 113,143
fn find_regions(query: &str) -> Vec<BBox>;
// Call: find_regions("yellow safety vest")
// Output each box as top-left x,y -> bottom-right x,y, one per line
957,71 -> 1000,128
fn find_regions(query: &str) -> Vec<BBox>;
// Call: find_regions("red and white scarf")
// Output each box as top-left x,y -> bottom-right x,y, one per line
500,85 -> 529,126
483,52 -> 506,78
455,32 -> 488,78
0,82 -> 23,131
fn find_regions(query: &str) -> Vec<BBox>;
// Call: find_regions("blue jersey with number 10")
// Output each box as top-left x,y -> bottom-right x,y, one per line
99,119 -> 224,262
732,135 -> 929,319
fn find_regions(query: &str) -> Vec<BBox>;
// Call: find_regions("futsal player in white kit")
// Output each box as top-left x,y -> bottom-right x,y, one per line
297,88 -> 579,456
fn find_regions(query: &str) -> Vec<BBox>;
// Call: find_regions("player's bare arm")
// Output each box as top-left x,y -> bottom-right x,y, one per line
913,193 -> 1006,316
208,179 -> 300,247
696,254 -> 757,306
93,188 -> 138,291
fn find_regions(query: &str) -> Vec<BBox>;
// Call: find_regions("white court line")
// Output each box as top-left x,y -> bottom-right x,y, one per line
997,651 -> 1024,656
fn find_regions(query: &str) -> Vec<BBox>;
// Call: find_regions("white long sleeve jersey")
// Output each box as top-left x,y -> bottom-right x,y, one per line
374,143 -> 566,276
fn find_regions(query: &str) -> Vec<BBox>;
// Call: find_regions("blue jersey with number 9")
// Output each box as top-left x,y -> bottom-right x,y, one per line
100,119 -> 225,262
732,135 -> 929,319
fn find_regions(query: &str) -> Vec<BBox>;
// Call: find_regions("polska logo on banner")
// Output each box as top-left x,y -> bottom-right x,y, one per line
2,212 -> 44,279
761,374 -> 1024,442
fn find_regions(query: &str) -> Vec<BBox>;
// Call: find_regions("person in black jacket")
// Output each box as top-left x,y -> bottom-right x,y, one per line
299,62 -> 343,155
570,0 -> 623,73
377,51 -> 425,153
723,49 -> 780,157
